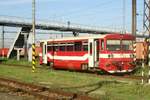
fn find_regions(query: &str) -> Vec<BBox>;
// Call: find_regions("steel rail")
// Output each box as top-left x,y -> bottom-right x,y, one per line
0,77 -> 94,100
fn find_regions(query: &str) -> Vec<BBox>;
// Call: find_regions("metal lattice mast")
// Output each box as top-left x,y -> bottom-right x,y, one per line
143,0 -> 150,34
143,0 -> 150,84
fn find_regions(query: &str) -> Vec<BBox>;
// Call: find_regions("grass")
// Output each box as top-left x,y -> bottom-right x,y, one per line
133,65 -> 150,77
1,58 -> 31,65
0,59 -> 150,100
1,58 -> 43,67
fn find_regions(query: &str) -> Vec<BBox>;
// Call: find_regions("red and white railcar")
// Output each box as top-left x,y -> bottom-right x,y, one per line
39,34 -> 136,73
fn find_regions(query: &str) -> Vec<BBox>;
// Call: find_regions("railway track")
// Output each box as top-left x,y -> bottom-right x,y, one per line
0,77 -> 94,100
0,63 -> 148,100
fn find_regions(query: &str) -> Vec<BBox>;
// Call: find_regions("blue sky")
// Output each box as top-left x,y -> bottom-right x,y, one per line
0,0 -> 143,32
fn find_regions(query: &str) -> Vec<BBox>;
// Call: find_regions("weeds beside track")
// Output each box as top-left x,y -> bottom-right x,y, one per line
0,63 -> 145,81
0,77 -> 94,100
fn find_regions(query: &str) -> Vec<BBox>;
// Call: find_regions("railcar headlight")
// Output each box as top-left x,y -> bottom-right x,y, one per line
130,54 -> 135,58
108,54 -> 113,58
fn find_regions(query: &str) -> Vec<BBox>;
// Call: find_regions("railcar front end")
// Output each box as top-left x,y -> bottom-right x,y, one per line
98,34 -> 136,73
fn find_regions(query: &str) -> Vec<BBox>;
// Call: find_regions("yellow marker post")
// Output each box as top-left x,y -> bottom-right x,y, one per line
32,43 -> 36,72
32,0 -> 36,72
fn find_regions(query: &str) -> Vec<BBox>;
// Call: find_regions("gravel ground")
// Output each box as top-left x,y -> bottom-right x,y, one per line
0,86 -> 34,100
0,92 -> 31,100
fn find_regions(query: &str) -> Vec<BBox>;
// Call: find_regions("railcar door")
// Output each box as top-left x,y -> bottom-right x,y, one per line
88,39 -> 99,68
42,41 -> 47,64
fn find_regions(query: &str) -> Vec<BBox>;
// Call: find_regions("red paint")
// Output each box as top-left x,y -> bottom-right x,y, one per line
0,48 -> 9,57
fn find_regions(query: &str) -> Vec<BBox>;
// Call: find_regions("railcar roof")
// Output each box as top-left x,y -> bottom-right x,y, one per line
40,34 -> 106,42
40,33 -> 134,42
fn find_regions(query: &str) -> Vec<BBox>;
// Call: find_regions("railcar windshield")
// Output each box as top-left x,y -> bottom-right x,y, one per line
106,39 -> 133,51
122,40 -> 133,50
107,40 -> 121,51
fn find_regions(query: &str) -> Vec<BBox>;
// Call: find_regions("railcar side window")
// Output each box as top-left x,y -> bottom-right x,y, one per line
47,46 -> 52,51
59,43 -> 66,51
83,42 -> 88,51
60,46 -> 65,51
47,43 -> 53,51
75,42 -> 82,51
45,45 -> 47,54
107,40 -> 121,51
101,40 -> 104,50
54,44 -> 59,51
66,43 -> 74,51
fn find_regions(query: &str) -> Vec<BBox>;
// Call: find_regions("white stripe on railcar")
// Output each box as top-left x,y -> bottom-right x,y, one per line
47,53 -> 89,61
108,69 -> 132,73
99,54 -> 132,58
42,53 -> 133,61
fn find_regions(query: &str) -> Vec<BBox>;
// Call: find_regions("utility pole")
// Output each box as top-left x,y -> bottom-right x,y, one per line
132,0 -> 137,36
32,0 -> 36,72
2,26 -> 4,58
123,0 -> 126,34
2,26 -> 4,49
24,33 -> 28,60
143,0 -> 150,84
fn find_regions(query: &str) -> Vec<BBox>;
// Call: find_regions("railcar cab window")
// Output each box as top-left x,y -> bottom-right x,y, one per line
122,40 -> 133,50
107,40 -> 121,51
74,42 -> 82,51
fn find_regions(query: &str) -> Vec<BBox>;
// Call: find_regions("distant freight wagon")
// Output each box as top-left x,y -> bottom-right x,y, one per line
0,48 -> 9,57
136,38 -> 149,64
39,33 -> 136,74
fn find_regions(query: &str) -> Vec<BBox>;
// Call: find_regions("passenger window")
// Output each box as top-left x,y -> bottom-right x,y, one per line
60,46 -> 65,51
83,45 -> 88,51
47,46 -> 52,51
45,45 -> 47,54
101,40 -> 104,50
83,42 -> 88,51
75,42 -> 82,51
54,46 -> 59,51
90,43 -> 92,54
47,43 -> 53,51
66,43 -> 74,51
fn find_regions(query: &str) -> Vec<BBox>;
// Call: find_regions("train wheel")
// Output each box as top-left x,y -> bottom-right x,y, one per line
81,64 -> 88,71
49,62 -> 54,69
